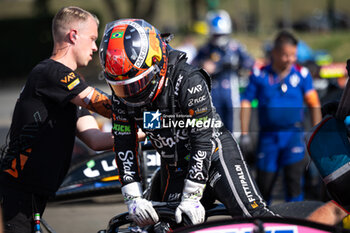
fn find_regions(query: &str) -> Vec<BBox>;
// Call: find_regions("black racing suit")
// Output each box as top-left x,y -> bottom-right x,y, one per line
112,49 -> 276,217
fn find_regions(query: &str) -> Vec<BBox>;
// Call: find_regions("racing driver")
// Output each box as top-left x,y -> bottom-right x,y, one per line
99,19 -> 277,227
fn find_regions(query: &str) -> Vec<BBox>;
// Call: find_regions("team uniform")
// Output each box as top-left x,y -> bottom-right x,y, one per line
0,59 -> 88,232
192,39 -> 254,134
112,48 -> 276,218
241,64 -> 314,202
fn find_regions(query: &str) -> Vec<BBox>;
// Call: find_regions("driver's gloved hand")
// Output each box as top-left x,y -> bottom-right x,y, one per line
122,182 -> 159,227
175,179 -> 205,225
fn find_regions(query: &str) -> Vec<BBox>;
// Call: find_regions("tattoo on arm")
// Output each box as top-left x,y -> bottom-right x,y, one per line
84,88 -> 112,118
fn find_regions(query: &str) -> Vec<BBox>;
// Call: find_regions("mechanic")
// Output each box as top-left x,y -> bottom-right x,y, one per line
192,10 -> 255,137
0,6 -> 113,233
99,18 -> 277,227
240,30 -> 322,203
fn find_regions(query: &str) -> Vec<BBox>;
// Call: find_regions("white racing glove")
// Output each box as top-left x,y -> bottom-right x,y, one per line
175,179 -> 206,225
121,182 -> 159,227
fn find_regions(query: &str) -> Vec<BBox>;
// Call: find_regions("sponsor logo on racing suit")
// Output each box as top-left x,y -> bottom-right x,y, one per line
118,150 -> 136,182
188,95 -> 206,107
174,74 -> 184,96
189,150 -> 207,181
187,84 -> 203,94
168,193 -> 181,201
113,123 -> 131,135
148,129 -> 189,149
235,165 -> 259,208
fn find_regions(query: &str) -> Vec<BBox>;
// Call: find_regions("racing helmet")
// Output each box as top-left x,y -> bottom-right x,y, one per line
206,10 -> 232,36
99,19 -> 168,107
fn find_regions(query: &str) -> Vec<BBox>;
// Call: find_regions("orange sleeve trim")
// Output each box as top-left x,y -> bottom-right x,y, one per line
20,154 -> 28,170
4,159 -> 18,178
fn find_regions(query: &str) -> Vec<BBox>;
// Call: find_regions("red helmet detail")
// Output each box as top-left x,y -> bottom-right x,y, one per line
99,19 -> 168,106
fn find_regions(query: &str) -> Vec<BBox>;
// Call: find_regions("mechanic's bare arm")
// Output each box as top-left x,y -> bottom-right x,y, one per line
76,114 -> 114,151
307,201 -> 348,226
71,86 -> 112,118
240,100 -> 252,135
304,89 -> 322,126
76,115 -> 146,151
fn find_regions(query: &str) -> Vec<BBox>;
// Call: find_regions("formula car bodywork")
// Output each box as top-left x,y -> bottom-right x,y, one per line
54,141 -> 159,201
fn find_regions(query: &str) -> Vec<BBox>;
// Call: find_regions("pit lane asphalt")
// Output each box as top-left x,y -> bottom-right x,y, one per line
0,83 -> 128,233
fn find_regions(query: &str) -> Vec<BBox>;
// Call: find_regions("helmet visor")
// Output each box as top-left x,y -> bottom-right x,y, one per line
105,65 -> 160,98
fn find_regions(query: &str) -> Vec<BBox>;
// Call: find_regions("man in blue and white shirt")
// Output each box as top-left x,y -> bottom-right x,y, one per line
241,30 -> 322,203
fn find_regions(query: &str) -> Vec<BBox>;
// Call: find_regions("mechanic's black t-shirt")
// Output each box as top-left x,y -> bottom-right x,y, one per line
0,59 -> 88,195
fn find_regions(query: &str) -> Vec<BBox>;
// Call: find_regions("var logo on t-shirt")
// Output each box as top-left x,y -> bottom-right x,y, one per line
143,110 -> 161,129
61,72 -> 76,83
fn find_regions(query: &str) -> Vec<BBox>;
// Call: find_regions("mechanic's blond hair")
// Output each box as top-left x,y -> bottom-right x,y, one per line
52,6 -> 99,42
